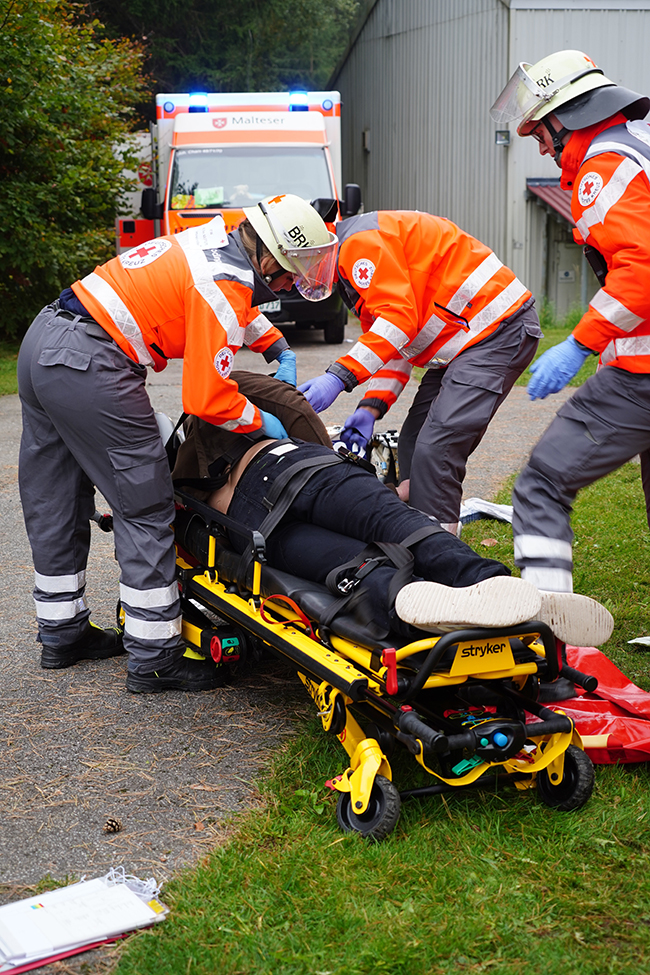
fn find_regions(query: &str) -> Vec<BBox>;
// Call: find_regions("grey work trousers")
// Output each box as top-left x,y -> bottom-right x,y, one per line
17,304 -> 183,673
512,365 -> 650,592
397,302 -> 541,522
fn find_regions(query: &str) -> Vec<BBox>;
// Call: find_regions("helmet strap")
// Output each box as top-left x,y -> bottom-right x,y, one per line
543,117 -> 570,163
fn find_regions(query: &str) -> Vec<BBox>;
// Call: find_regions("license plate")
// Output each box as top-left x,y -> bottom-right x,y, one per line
449,637 -> 515,676
259,300 -> 281,313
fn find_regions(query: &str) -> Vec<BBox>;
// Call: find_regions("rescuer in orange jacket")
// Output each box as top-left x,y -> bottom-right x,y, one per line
491,51 -> 650,599
299,210 -> 541,532
17,194 -> 338,693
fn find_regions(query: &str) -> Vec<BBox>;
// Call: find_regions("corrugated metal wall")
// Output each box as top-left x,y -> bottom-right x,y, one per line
334,0 -> 650,302
333,0 -> 511,259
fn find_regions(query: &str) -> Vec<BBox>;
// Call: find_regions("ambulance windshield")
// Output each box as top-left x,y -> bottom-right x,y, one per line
169,147 -> 333,210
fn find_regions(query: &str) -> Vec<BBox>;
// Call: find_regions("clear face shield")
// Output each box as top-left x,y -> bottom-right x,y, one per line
258,202 -> 339,301
491,62 -> 605,131
490,63 -> 546,127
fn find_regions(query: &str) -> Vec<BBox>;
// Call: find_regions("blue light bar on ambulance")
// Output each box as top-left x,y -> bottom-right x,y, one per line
289,91 -> 309,112
188,92 -> 209,113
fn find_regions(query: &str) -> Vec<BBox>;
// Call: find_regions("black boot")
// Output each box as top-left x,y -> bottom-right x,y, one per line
126,653 -> 228,693
41,622 -> 125,669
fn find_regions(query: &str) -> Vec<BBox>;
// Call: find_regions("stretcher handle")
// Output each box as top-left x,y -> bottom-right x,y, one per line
524,712 -> 573,737
558,664 -> 598,693
395,708 -> 449,754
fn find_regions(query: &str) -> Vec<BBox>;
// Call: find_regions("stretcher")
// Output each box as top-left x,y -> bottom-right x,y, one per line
172,486 -> 599,841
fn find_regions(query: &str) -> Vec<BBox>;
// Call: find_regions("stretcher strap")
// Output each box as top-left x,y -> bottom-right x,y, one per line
236,452 -> 346,585
260,595 -> 316,640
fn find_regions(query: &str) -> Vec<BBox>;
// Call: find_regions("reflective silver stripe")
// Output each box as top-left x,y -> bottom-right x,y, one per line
520,566 -> 573,593
80,273 -> 154,366
402,311 -> 448,358
514,534 -> 573,562
590,289 -> 643,332
447,253 -> 503,316
218,397 -> 258,432
426,278 -> 528,366
34,570 -> 86,594
244,314 -> 274,347
584,138 -> 650,184
346,341 -> 385,375
600,335 -> 650,365
366,375 -> 411,399
119,581 -> 179,610
175,233 -> 242,346
369,316 -> 410,350
576,157 -> 641,239
34,596 -> 87,621
123,613 -> 183,641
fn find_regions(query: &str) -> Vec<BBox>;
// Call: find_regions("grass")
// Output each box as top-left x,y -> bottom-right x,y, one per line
113,462 -> 650,975
0,343 -> 19,395
515,302 -> 599,389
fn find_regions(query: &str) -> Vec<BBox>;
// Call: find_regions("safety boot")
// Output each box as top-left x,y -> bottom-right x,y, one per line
41,621 -> 125,669
126,653 -> 228,694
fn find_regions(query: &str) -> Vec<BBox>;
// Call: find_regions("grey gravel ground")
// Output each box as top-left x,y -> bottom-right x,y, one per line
0,319 -> 572,964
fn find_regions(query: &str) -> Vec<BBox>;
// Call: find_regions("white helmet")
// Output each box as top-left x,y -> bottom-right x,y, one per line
491,50 -> 648,135
243,194 -> 338,301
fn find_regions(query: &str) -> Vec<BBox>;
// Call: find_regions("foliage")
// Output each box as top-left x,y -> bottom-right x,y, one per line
83,0 -> 362,104
114,463 -> 650,975
0,0 -> 149,340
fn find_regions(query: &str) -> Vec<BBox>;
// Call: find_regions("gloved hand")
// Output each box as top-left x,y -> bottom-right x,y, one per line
340,407 -> 376,454
527,335 -> 593,401
298,372 -> 345,413
259,409 -> 288,440
273,349 -> 297,386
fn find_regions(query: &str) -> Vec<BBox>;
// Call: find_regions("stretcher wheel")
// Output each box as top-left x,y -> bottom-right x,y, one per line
336,775 -> 401,840
536,744 -> 595,811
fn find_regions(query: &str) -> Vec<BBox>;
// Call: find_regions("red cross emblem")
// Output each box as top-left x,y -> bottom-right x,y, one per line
357,267 -> 369,281
134,244 -> 158,259
583,179 -> 594,197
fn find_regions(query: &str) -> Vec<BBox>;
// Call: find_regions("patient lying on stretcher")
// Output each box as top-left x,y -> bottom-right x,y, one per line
172,371 -> 613,648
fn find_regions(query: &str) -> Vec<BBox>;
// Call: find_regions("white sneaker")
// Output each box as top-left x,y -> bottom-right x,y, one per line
538,591 -> 614,647
395,577 -> 542,632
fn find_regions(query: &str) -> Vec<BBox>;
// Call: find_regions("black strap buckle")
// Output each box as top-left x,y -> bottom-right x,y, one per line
336,557 -> 383,594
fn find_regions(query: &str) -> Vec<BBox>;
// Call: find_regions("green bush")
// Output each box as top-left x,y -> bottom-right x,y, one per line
0,0 -> 148,341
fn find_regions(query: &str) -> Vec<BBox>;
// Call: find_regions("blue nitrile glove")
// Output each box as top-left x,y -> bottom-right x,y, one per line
259,409 -> 288,439
340,407 -> 376,454
273,349 -> 297,386
527,335 -> 593,401
298,372 -> 345,413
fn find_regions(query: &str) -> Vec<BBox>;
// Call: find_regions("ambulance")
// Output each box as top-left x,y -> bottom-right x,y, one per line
116,91 -> 361,343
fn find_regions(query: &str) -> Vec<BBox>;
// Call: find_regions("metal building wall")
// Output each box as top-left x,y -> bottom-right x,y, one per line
334,0 -> 650,304
333,0 -> 511,259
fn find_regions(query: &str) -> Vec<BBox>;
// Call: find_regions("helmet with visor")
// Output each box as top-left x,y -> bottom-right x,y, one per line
243,194 -> 338,301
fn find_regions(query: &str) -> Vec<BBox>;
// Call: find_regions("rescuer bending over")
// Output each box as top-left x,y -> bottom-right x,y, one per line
18,195 -> 337,693
298,210 -> 542,536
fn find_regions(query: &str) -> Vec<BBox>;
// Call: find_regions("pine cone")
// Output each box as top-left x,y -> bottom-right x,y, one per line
102,817 -> 123,834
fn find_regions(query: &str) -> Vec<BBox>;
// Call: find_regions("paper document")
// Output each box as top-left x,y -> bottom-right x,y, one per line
0,869 -> 167,972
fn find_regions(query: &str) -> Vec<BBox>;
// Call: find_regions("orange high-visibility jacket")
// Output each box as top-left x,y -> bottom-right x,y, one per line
331,211 -> 531,414
72,219 -> 287,434
565,116 -> 650,373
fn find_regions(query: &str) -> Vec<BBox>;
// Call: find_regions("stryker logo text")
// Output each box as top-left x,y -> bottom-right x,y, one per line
460,641 -> 507,659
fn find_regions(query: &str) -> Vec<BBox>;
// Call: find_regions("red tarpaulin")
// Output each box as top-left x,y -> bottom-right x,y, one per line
550,645 -> 650,763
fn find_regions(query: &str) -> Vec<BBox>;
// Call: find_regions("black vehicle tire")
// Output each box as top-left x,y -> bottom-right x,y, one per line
537,744 -> 595,811
323,307 -> 347,344
336,774 -> 401,840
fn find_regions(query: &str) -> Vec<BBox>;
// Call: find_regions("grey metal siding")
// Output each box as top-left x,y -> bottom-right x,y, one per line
335,1 -> 511,259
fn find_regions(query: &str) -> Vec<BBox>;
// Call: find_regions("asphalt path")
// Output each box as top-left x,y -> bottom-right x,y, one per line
0,318 -> 572,905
